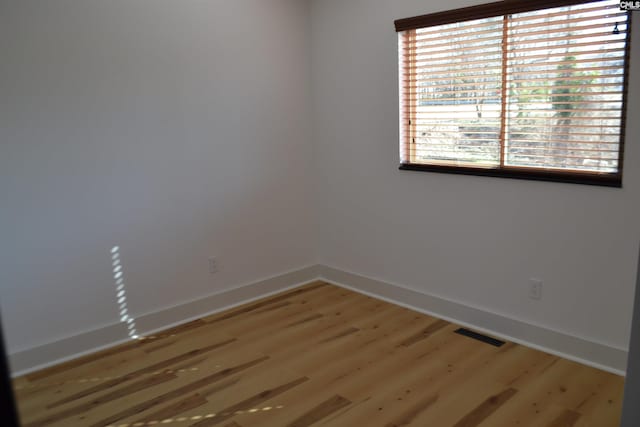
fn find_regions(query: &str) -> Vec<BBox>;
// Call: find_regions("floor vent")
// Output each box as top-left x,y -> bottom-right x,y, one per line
454,328 -> 506,347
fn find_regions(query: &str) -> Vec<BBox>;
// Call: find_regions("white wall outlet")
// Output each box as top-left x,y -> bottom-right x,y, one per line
529,278 -> 543,300
208,257 -> 218,274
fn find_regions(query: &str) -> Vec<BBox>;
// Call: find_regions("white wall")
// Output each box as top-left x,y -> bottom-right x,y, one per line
0,0 -> 316,354
310,0 -> 640,351
622,245 -> 640,425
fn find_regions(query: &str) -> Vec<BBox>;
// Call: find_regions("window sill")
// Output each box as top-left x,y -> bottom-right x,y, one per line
399,163 -> 622,188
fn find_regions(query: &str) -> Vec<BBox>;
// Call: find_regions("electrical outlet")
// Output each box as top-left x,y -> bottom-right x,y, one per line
529,278 -> 543,300
208,257 -> 218,274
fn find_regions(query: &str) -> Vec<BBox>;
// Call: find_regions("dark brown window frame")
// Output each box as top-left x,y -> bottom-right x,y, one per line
395,0 -> 632,187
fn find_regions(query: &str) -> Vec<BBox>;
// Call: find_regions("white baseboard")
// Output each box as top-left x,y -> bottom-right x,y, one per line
9,265 -> 322,377
317,265 -> 628,376
10,263 -> 628,377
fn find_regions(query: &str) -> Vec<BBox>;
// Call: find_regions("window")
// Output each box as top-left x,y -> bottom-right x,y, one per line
396,0 -> 631,186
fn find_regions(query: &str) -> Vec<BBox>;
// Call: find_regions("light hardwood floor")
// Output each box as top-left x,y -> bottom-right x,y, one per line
13,281 -> 625,426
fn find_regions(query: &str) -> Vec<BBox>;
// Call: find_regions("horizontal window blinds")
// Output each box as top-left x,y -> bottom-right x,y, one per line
397,0 -> 630,184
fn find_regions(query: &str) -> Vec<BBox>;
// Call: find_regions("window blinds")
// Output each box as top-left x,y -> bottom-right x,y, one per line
397,0 -> 630,185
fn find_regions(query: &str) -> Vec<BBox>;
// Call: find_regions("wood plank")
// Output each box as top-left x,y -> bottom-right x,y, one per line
384,394 -> 439,427
133,377 -> 242,423
23,372 -> 179,427
286,395 -> 351,427
453,388 -> 518,427
190,377 -> 309,426
546,409 -> 581,427
47,338 -> 235,408
86,356 -> 270,427
12,282 -> 625,427
398,319 -> 450,347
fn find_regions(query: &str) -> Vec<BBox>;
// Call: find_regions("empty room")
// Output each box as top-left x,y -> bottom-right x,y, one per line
2,0 -> 640,426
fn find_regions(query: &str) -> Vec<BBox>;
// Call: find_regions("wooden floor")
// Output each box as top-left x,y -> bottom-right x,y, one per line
13,281 -> 625,427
